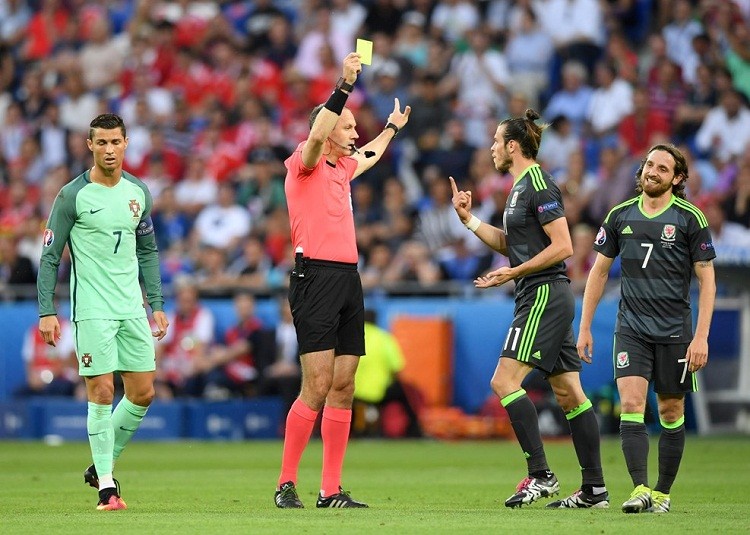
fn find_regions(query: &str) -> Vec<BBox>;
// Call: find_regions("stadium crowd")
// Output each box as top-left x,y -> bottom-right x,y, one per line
2,0 -> 750,301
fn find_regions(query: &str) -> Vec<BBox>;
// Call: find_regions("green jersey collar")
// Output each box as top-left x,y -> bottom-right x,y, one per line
638,193 -> 676,219
514,163 -> 541,185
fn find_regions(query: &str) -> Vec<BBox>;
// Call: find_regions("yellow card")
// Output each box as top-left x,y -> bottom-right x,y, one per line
356,38 -> 373,65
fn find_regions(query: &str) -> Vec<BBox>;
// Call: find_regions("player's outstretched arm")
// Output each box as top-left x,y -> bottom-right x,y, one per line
449,176 -> 508,255
354,98 -> 411,178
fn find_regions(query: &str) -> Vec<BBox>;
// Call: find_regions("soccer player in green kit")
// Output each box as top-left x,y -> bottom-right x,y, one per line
37,114 -> 169,511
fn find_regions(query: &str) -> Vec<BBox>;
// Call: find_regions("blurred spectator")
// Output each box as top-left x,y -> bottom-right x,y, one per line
21,0 -> 69,61
37,102 -> 68,170
383,239 -> 442,286
557,150 -> 597,227
618,86 -> 671,158
567,223 -> 597,295
227,235 -> 272,290
400,73 -> 451,148
647,58 -> 686,123
1,101 -> 29,164
0,0 -> 32,51
360,240 -> 394,290
673,63 -> 718,146
256,296 -> 300,416
293,7 -> 349,80
603,30 -> 639,85
192,182 -> 251,253
724,18 -> 750,101
538,115 -> 581,176
15,313 -> 81,398
194,245 -> 235,292
353,309 -> 422,438
724,162 -> 750,229
174,154 -> 218,217
695,88 -> 750,163
586,60 -> 634,149
700,194 -> 750,263
393,11 -> 429,70
368,59 -> 409,124
505,6 -> 554,109
662,0 -> 703,78
442,27 -> 510,148
203,291 -> 267,399
363,0 -> 406,37
544,60 -> 593,136
430,0 -> 480,43
58,68 -> 100,133
152,185 -> 191,252
414,170 -> 466,256
539,0 -> 605,79
155,276 -> 215,398
78,15 -> 127,92
583,147 -> 637,227
0,233 -> 35,299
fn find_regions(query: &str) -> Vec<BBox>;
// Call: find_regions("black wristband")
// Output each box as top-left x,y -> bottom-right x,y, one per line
335,77 -> 354,92
385,122 -> 399,137
324,88 -> 348,115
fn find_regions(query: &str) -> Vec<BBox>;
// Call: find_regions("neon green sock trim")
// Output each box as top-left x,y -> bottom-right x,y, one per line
659,416 -> 684,429
500,389 -> 527,407
621,413 -> 645,424
565,399 -> 593,420
112,397 -> 149,460
87,402 -> 114,477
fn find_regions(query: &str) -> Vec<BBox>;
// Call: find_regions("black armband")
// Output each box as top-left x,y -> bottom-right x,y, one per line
324,88 -> 349,115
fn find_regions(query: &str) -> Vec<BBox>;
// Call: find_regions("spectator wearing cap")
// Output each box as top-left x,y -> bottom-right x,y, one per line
368,59 -> 409,124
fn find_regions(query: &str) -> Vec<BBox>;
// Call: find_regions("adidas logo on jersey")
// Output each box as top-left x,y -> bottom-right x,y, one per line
622,226 -> 633,234
531,351 -> 541,360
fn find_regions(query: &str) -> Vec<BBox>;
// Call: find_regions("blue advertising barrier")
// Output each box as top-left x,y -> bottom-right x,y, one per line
185,398 -> 283,440
0,401 -> 37,439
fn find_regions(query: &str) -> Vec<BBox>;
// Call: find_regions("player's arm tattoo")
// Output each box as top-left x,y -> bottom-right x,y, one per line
696,260 -> 713,268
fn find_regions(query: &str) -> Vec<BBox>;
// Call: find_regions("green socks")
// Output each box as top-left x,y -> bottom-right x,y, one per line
87,402 -> 114,477
111,397 -> 149,460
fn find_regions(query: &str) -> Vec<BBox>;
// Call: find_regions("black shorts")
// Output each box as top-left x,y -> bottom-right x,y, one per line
288,258 -> 365,356
613,332 -> 696,394
501,280 -> 581,375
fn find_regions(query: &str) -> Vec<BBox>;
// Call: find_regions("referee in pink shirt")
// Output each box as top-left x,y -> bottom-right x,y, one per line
274,52 -> 410,509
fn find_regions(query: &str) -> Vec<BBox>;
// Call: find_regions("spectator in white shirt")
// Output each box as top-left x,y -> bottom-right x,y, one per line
193,182 -> 252,253
695,88 -> 750,164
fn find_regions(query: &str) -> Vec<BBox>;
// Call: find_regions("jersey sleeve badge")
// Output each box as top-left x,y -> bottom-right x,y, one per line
595,226 -> 606,246
43,229 -> 54,247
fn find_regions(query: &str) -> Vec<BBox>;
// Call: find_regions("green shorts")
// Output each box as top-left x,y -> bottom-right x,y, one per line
73,318 -> 156,376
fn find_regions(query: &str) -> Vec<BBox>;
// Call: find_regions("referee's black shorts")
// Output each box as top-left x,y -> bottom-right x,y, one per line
288,258 -> 365,356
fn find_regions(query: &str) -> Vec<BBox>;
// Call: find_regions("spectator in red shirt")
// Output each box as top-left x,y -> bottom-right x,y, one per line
619,86 -> 671,157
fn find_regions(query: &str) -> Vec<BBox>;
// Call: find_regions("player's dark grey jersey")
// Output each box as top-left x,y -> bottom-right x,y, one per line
594,195 -> 715,343
503,164 -> 569,297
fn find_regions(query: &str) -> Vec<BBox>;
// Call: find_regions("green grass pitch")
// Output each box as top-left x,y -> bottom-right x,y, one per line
1,437 -> 748,534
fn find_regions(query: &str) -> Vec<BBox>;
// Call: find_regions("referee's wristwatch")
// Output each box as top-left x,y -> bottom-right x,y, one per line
335,77 -> 355,92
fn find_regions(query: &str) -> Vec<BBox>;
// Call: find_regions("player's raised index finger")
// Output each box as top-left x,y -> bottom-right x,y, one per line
449,176 -> 458,195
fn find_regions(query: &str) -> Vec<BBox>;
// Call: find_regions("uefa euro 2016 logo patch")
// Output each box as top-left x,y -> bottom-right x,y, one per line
616,351 -> 629,368
661,224 -> 676,242
42,229 -> 54,247
595,226 -> 606,246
